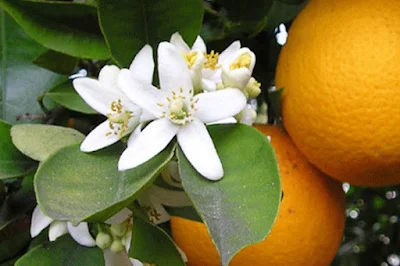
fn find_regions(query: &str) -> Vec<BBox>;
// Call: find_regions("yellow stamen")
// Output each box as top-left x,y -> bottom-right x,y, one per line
181,51 -> 198,68
105,99 -> 133,137
204,50 -> 220,70
230,53 -> 252,70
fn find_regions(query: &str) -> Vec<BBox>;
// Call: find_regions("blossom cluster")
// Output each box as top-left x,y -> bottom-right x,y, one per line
29,33 -> 261,265
72,32 -> 261,181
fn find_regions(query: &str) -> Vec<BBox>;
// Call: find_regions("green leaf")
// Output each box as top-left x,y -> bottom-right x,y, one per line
0,174 -> 35,230
0,11 -> 66,123
0,0 -> 109,59
33,50 -> 79,75
218,0 -> 273,21
177,124 -> 281,266
15,235 -> 104,266
11,124 -> 85,162
216,0 -> 273,35
97,0 -> 204,67
0,216 -> 31,262
46,81 -> 96,114
0,120 -> 36,179
265,0 -> 306,32
35,143 -> 175,224
130,216 -> 185,266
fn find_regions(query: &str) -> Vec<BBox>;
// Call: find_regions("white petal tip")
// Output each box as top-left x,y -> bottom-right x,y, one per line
204,172 -> 224,181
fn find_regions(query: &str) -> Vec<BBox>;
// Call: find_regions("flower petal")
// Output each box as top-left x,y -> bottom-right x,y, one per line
139,109 -> 157,123
238,105 -> 255,125
118,69 -> 163,118
219,40 -> 241,65
48,221 -> 68,241
158,42 -> 193,94
129,258 -> 144,266
221,67 -> 251,90
207,117 -> 237,125
127,123 -> 143,147
177,119 -> 223,180
67,222 -> 96,247
194,88 -> 246,123
201,78 -> 217,91
105,208 -> 132,225
30,205 -> 53,238
123,230 -> 132,252
80,120 -> 123,152
73,78 -> 123,116
150,185 -> 192,207
169,32 -> 190,53
98,65 -> 120,89
118,119 -> 179,171
138,192 -> 170,224
129,44 -> 154,83
192,36 -> 206,52
104,249 -> 132,266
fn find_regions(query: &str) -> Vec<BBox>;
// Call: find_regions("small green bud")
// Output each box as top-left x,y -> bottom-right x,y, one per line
110,239 -> 125,253
95,232 -> 112,249
110,223 -> 127,237
245,77 -> 261,98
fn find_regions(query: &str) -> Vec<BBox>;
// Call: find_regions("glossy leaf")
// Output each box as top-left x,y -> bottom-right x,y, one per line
11,124 -> 85,162
0,11 -> 66,123
15,235 -> 104,266
0,0 -> 109,59
35,143 -> 175,224
46,81 -> 96,114
178,124 -> 281,266
217,0 -> 272,35
217,0 -> 273,21
0,120 -> 36,179
130,216 -> 185,266
265,0 -> 306,32
97,0 -> 204,67
33,50 -> 79,75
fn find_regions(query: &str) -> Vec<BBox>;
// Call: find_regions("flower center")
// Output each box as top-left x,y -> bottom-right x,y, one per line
230,53 -> 252,70
106,99 -> 133,137
159,89 -> 198,126
204,50 -> 220,70
182,51 -> 198,68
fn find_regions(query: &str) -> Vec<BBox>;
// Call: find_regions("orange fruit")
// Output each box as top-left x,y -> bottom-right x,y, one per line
171,125 -> 345,266
275,0 -> 400,186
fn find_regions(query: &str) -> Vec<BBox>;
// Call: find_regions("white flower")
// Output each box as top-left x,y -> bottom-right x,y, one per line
117,42 -> 246,180
221,47 -> 256,91
30,205 -> 96,247
170,32 -> 206,91
170,32 -> 243,91
138,185 -> 192,225
72,45 -> 154,152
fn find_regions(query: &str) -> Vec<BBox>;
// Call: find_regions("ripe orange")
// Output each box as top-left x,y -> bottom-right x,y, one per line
275,0 -> 400,186
171,125 -> 345,266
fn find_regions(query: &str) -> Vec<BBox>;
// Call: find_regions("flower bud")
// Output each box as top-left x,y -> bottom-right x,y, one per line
110,223 -> 127,238
96,232 -> 112,249
110,239 -> 125,253
245,77 -> 261,98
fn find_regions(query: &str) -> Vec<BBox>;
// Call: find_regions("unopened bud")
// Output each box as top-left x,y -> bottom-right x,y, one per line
110,223 -> 127,237
245,77 -> 261,98
110,239 -> 125,253
95,232 -> 112,249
